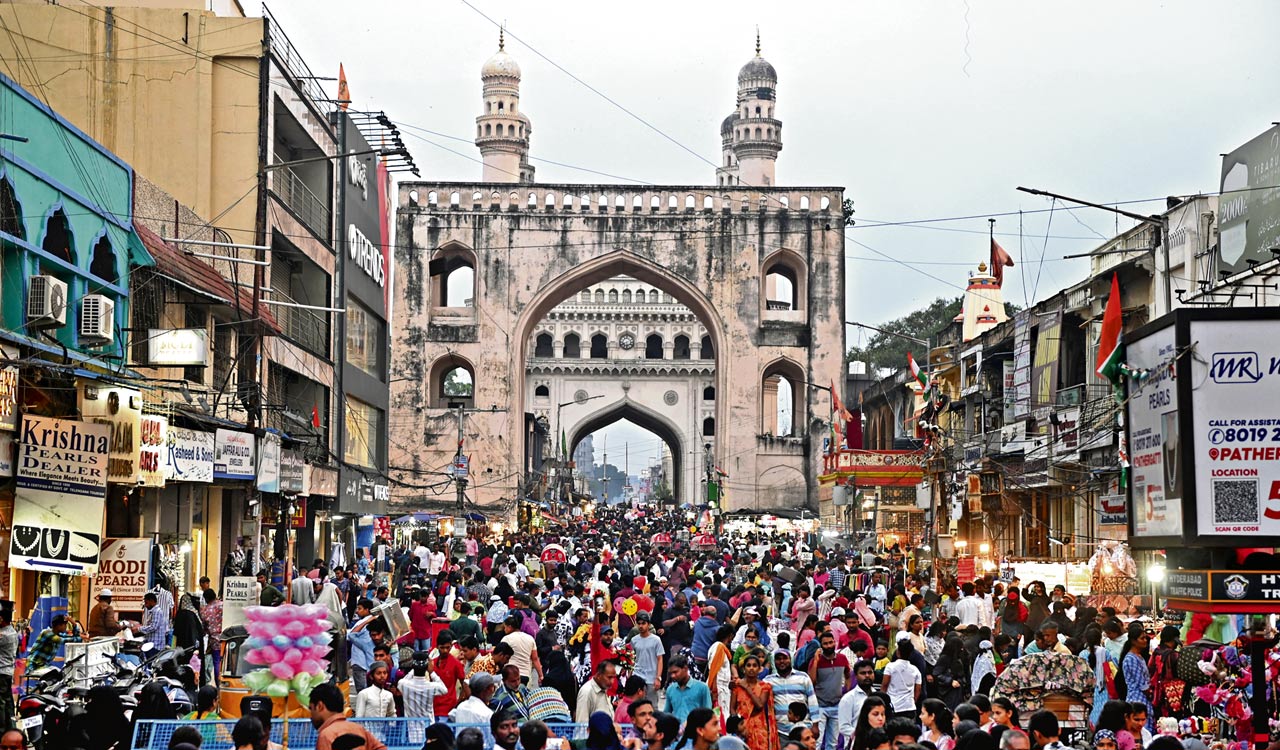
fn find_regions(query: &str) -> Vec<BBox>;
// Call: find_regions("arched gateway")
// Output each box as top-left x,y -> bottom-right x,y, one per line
388,37 -> 846,521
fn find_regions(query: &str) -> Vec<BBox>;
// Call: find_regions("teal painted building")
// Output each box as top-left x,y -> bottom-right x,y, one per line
0,72 -> 151,362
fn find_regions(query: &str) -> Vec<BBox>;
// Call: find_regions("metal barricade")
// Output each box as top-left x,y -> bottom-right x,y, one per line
131,719 -> 592,750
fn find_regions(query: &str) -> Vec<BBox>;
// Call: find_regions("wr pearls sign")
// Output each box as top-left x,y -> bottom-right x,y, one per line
1190,319 -> 1280,536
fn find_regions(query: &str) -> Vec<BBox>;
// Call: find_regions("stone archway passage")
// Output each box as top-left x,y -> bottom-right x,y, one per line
568,401 -> 687,505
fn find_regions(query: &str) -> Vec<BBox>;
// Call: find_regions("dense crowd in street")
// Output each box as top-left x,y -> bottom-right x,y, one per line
14,506 -> 1275,750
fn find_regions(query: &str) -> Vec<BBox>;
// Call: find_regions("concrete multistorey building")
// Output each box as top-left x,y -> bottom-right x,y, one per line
475,29 -> 534,184
718,33 -> 782,187
392,40 -> 846,519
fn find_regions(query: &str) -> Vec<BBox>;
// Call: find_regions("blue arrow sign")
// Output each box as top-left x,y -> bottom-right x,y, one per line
25,559 -> 84,572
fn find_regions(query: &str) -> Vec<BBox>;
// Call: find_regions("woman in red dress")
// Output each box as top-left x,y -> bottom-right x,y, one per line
730,653 -> 781,750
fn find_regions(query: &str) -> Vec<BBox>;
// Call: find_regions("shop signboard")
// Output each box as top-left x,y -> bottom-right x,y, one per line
1126,323 -> 1181,540
1218,124 -> 1280,276
10,415 -> 110,576
257,432 -> 281,492
1189,317 -> 1280,539
0,344 -> 18,431
1012,311 -> 1033,419
78,382 -> 142,483
1165,570 -> 1280,613
280,450 -> 305,494
214,429 -> 255,480
1030,309 -> 1062,421
1125,308 -> 1280,547
163,428 -> 214,483
306,464 -> 338,497
222,576 -> 257,628
147,328 -> 208,366
92,538 -> 151,612
0,432 -> 13,477
138,415 -> 167,487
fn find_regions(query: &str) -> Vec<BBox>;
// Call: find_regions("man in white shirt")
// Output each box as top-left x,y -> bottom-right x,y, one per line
427,546 -> 446,576
414,542 -> 431,571
575,660 -> 618,722
976,581 -> 995,629
452,672 -> 498,725
954,582 -> 981,628
879,643 -> 922,718
353,660 -> 397,718
400,652 -> 448,744
837,659 -> 879,745
864,573 -> 887,615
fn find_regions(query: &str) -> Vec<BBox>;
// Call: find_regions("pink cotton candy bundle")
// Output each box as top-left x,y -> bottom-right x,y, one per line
242,602 -> 333,703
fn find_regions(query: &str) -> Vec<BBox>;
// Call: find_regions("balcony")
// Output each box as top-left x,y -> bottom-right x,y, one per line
270,288 -> 329,357
272,159 -> 331,241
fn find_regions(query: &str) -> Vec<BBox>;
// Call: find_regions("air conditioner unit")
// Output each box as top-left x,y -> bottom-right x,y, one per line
26,275 -> 68,328
80,295 -> 115,344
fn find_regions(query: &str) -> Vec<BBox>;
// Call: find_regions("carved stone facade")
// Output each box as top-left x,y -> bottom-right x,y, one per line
390,185 -> 846,515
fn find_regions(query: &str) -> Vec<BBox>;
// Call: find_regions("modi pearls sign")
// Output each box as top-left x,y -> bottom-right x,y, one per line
1125,308 -> 1280,547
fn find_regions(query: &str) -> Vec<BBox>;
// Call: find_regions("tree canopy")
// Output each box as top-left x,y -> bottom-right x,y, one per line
847,296 -> 962,372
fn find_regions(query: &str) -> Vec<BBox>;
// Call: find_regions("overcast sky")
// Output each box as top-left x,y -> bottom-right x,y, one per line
255,0 -> 1279,471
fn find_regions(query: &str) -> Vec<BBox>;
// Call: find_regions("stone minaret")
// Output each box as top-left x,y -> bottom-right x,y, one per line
476,29 -> 534,183
729,31 -> 782,187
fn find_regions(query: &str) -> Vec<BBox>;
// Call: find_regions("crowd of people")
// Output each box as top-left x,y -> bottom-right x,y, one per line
37,506 -> 1276,750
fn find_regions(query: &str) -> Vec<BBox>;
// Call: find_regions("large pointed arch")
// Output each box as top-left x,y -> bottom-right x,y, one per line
511,251 -> 728,492
568,398 -> 688,504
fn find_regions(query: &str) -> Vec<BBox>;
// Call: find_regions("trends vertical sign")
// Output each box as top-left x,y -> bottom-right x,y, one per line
342,115 -> 388,317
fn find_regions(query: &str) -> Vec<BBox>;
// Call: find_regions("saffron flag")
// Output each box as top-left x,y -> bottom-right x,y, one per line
311,405 -> 321,428
908,352 -> 928,389
990,237 -> 1015,286
1096,273 -> 1123,384
830,379 -> 852,423
337,64 -> 350,111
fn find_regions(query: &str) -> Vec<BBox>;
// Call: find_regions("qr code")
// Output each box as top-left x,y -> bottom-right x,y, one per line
1213,480 -> 1259,524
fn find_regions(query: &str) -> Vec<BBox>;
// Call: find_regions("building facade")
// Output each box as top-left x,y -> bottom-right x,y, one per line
391,40 -> 846,519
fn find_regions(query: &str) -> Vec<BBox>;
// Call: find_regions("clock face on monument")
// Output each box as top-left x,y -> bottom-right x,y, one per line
619,333 -> 635,350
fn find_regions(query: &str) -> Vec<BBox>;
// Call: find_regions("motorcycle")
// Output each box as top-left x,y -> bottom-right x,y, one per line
17,652 -> 87,750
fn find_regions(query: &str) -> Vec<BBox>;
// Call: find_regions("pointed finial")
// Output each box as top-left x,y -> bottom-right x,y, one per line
499,25 -> 505,51
755,26 -> 761,56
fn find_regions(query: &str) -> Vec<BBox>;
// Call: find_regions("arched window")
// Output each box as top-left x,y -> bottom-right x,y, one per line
763,255 -> 803,312
430,355 -> 475,408
579,290 -> 591,303
534,384 -> 550,398
534,333 -> 554,358
485,123 -> 492,136
430,242 -> 476,307
594,290 -> 605,304
645,333 -> 663,359
1,178 -> 24,239
651,195 -> 661,210
486,102 -> 492,113
42,208 -> 73,263
703,195 -> 714,210
89,235 -> 117,283
703,386 -> 716,401
563,332 -> 581,358
700,335 -> 714,360
622,289 -> 632,303
668,194 -> 678,210
608,289 -> 618,304
762,359 -> 805,437
685,194 -> 695,210
800,195 -> 810,210
703,417 -> 716,437
673,335 -> 691,360
755,127 -> 762,139
636,289 -> 646,304
755,105 -> 761,116
590,333 -> 608,359
450,192 -> 460,207
497,101 -> 504,112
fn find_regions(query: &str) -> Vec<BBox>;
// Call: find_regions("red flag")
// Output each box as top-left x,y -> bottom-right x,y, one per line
311,405 -> 321,428
830,379 -> 852,423
990,237 -> 1014,286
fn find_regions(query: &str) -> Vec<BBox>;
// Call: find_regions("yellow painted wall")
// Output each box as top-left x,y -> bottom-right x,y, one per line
0,3 -> 264,245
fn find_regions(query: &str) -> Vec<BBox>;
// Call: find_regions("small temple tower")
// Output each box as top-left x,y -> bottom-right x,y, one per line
475,29 -> 534,183
956,262 -> 1009,342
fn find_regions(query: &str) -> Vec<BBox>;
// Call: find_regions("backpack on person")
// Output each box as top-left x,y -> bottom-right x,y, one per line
794,637 -> 821,672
